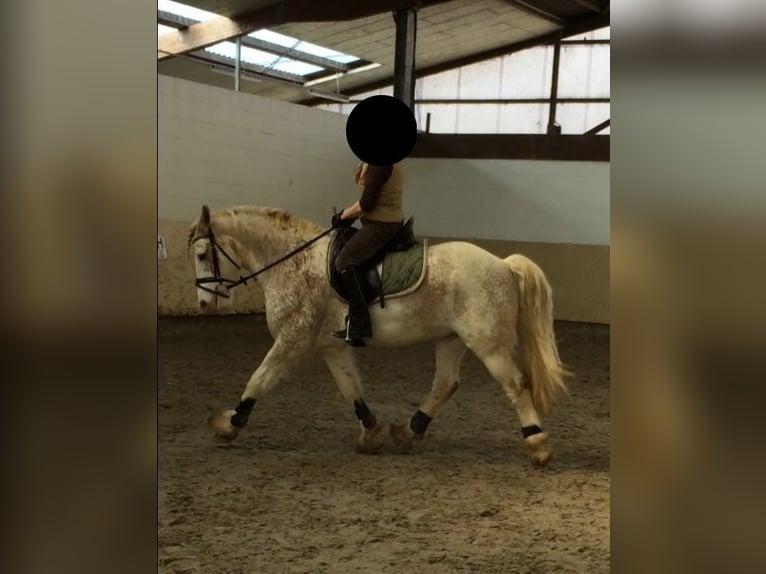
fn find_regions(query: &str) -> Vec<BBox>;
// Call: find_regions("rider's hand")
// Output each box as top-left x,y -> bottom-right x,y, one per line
332,211 -> 355,228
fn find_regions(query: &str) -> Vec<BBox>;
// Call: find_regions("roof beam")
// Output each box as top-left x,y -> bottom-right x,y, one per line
158,10 -> 350,73
561,38 -> 610,45
406,98 -> 610,104
584,118 -> 610,134
410,134 -> 609,162
503,1 -> 566,26
299,13 -> 609,106
158,0 -> 452,61
158,10 -> 195,29
571,0 -> 604,12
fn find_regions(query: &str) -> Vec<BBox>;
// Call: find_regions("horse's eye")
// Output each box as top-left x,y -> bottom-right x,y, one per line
197,254 -> 205,261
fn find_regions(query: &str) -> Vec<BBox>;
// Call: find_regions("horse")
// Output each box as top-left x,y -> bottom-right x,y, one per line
188,205 -> 567,467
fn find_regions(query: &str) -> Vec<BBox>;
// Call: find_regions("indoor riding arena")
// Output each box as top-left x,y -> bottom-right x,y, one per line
158,1 -> 610,572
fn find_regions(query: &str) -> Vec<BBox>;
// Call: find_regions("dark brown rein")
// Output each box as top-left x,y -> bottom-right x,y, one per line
192,226 -> 334,298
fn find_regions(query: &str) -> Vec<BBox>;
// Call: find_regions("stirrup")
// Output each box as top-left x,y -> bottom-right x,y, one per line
332,317 -> 368,347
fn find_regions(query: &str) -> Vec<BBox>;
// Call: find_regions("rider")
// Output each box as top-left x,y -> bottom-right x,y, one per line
331,160 -> 405,346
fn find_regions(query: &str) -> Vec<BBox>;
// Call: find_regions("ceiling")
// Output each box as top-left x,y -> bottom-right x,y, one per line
158,0 -> 609,104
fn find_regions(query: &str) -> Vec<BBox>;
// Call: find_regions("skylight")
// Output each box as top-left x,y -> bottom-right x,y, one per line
158,0 -> 217,22
249,29 -> 360,64
206,43 -> 278,68
158,1 -> 364,79
205,42 -> 323,76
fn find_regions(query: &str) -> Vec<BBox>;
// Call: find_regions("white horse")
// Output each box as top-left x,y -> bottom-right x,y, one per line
189,205 -> 567,466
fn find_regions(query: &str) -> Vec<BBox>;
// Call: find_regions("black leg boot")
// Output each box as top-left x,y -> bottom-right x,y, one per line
332,267 -> 372,346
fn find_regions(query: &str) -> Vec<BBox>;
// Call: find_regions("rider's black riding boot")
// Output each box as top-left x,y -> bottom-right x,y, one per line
333,267 -> 372,346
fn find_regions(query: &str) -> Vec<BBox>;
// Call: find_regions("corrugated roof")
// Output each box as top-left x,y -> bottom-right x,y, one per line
158,0 -> 609,103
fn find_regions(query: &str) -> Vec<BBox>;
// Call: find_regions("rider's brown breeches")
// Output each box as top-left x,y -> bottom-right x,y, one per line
334,219 -> 403,272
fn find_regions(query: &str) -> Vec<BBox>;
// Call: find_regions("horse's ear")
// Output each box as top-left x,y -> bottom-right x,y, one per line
201,205 -> 211,226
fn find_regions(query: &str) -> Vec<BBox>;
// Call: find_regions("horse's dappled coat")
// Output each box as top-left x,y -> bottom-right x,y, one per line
190,206 -> 567,466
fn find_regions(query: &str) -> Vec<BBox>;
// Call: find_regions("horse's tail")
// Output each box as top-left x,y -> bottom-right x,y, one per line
504,254 -> 568,416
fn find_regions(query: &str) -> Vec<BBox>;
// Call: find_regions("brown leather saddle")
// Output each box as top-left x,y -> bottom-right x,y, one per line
328,217 -> 416,308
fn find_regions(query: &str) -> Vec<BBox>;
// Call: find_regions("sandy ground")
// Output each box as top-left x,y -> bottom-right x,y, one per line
159,315 -> 609,573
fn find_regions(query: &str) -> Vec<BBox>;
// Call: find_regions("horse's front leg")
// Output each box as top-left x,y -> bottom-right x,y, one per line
323,346 -> 384,454
207,339 -> 303,442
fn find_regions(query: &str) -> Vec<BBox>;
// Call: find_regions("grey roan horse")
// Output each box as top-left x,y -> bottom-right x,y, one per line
189,205 -> 567,466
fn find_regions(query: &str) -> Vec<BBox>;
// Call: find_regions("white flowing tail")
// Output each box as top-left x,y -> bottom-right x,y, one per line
505,254 -> 568,416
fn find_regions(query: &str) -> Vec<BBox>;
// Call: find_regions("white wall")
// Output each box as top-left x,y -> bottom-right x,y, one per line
159,76 -> 358,223
405,159 -> 609,245
159,75 -> 609,321
160,75 -> 608,246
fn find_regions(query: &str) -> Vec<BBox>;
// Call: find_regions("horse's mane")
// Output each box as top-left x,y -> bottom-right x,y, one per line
187,206 -> 323,249
229,206 -> 323,236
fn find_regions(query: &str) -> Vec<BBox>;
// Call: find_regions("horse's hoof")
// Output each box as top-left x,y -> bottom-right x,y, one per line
525,432 -> 552,468
356,424 -> 385,454
530,450 -> 552,468
207,409 -> 240,442
389,422 -> 415,452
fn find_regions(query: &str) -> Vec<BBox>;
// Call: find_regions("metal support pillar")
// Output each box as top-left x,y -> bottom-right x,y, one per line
547,35 -> 562,134
234,37 -> 242,92
394,5 -> 417,109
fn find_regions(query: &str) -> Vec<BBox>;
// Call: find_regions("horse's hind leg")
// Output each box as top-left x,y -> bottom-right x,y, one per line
477,346 -> 552,467
323,347 -> 384,454
390,336 -> 467,451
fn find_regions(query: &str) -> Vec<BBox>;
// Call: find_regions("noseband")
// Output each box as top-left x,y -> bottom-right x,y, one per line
192,225 -> 334,298
191,229 -> 243,298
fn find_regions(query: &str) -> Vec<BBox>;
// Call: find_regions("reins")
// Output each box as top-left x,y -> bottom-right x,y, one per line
192,226 -> 334,297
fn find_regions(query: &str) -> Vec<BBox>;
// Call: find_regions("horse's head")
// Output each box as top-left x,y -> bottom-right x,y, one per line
188,205 -> 239,313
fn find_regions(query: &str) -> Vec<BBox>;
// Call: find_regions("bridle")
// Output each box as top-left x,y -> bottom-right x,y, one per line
191,228 -> 242,298
191,225 -> 334,298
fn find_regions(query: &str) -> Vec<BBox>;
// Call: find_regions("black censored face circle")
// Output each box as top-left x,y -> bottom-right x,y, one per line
346,95 -> 417,165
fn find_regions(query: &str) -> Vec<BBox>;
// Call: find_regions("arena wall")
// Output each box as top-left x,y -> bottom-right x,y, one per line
159,76 -> 609,322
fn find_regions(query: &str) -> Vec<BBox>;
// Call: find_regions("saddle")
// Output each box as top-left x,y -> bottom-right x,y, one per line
328,217 -> 427,308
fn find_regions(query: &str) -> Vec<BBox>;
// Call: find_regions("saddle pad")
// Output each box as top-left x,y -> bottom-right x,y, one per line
380,240 -> 428,298
327,230 -> 428,304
